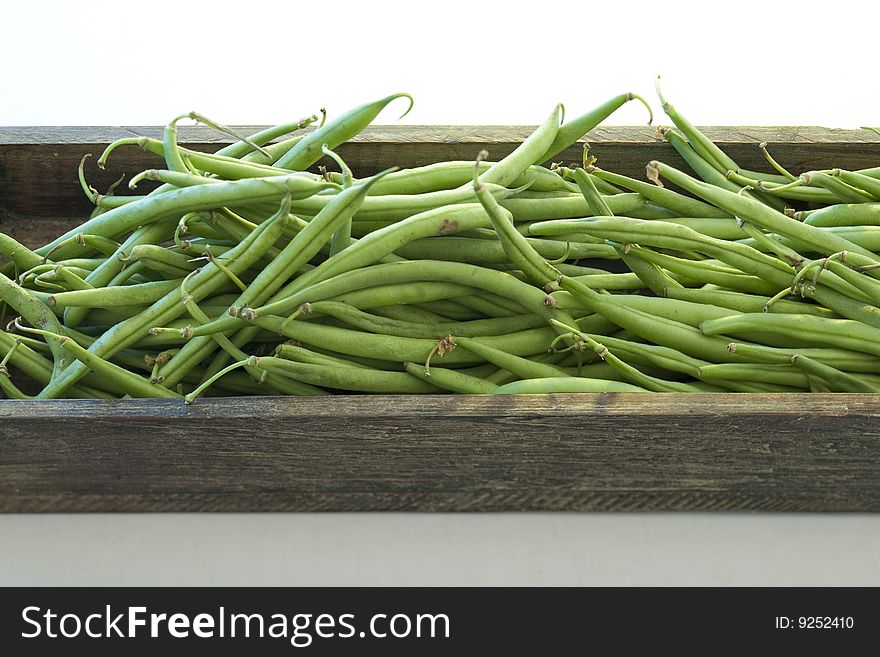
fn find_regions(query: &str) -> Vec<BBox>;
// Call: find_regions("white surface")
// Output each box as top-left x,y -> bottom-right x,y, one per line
0,0 -> 877,127
2,0 -> 879,586
3,514 -> 880,586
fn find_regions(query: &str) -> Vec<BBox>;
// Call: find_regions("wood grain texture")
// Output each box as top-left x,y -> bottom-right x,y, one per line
1,394 -> 879,512
3,125 -> 879,224
2,127 -> 880,513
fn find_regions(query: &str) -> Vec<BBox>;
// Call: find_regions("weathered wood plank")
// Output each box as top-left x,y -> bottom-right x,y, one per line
1,394 -> 878,512
2,125 -> 879,222
2,128 -> 880,513
4,124 -> 878,145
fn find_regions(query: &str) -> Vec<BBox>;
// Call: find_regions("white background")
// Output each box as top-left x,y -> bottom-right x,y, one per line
2,0 -> 878,128
2,0 -> 880,586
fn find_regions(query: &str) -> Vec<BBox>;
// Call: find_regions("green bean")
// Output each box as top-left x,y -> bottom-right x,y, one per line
663,129 -> 788,212
112,135 -> 325,182
255,356 -> 440,394
609,294 -> 821,349
162,114 -> 198,173
275,343 -> 371,369
216,114 -> 320,159
829,169 -> 880,201
172,256 -> 574,384
415,300 -> 483,321
655,78 -> 736,174
37,195 -> 290,399
276,93 -> 413,170
270,260 -> 575,332
565,270 -> 647,290
78,154 -> 137,211
799,171 -> 875,204
296,346 -> 403,372
801,203 -> 880,227
665,287 -> 837,319
560,275 -> 879,369
166,282 -> 516,381
129,168 -> 224,190
454,336 -> 569,380
753,226 -> 880,255
63,219 -> 178,323
48,266 -> 93,294
591,338 -> 800,391
499,191 -> 648,222
453,292 -> 526,317
572,167 -> 614,218
403,361 -> 499,394
700,313 -> 880,357
0,339 -> 35,398
16,324 -> 180,399
183,357 -> 257,404
40,233 -> 120,261
588,166 -> 731,218
251,313 -> 572,366
339,161 -> 575,196
661,128 -> 749,194
477,105 -> 562,187
121,244 -> 198,278
616,246 -> 683,295
324,145 -> 355,256
620,245 -> 779,295
647,160 -> 880,262
329,281 -> 483,310
1,234 -> 47,272
239,171 -> 394,313
805,376 -> 833,393
793,252 -> 880,303
604,294 -> 738,327
537,92 -> 652,164
371,303 -> 450,324
19,93 -> 880,400
494,377 -> 648,393
531,216 -> 794,285
726,170 -> 840,204
189,203 -> 548,337
578,169 -> 626,195
733,221 -> 804,267
18,258 -> 102,283
303,300 -> 546,338
697,363 -> 810,389
36,174 -> 334,260
583,333 -> 707,379
395,236 -> 619,264
0,331 -> 115,399
0,272 -> 72,377
474,151 -> 561,287
176,264 -> 325,397
790,354 -> 880,392
280,183 -> 514,225
46,279 -> 183,309
240,134 -> 307,165
550,320 -> 709,392
154,164 -> 390,381
592,216 -> 880,323
187,172 -> 466,381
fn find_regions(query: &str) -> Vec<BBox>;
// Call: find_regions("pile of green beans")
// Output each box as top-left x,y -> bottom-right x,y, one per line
3,83 -> 880,401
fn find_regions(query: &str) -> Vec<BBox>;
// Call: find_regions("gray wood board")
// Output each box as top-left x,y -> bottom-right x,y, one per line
2,128 -> 880,512
3,125 -> 879,224
1,394 -> 878,512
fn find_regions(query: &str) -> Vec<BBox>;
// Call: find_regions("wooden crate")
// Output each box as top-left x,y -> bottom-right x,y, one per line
1,125 -> 879,512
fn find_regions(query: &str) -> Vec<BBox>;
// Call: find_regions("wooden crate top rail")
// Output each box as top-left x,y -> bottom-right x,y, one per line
2,127 -> 880,513
3,125 -> 879,220
1,393 -> 879,513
